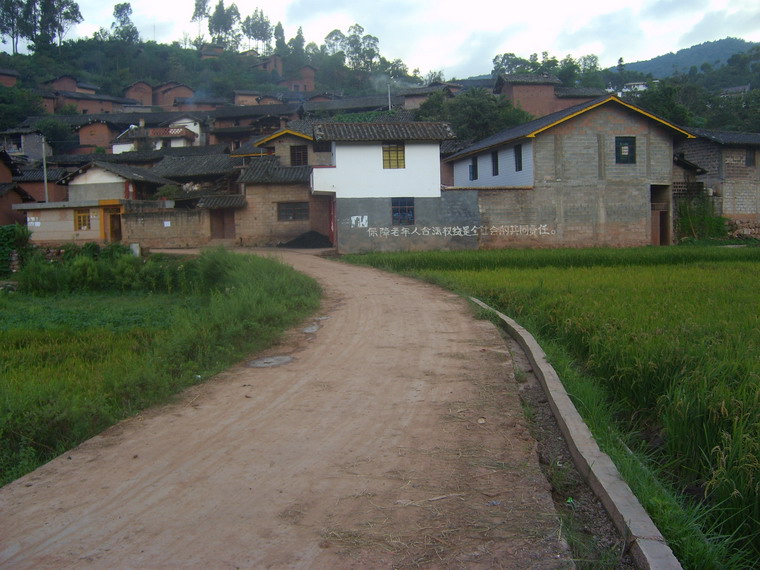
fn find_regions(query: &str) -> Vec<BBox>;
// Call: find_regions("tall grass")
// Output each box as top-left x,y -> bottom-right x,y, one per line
1,249 -> 321,485
344,246 -> 760,567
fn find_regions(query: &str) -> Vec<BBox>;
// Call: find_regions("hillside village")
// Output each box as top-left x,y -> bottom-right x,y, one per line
1,59 -> 759,254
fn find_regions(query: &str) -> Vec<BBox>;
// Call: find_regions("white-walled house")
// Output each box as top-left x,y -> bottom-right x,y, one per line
310,122 -> 483,252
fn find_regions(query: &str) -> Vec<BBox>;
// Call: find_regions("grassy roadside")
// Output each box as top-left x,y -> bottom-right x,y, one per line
0,249 -> 322,485
343,246 -> 760,568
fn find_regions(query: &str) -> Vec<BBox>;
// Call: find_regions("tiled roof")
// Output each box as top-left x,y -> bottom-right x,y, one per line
14,167 -> 69,182
303,95 -> 403,113
446,95 -> 693,162
313,122 -> 454,142
688,127 -> 760,146
555,87 -> 608,98
211,103 -> 301,119
0,182 -> 33,200
237,156 -> 312,184
497,73 -> 562,85
197,194 -> 247,209
61,161 -> 175,185
151,154 -> 244,178
46,144 -> 231,167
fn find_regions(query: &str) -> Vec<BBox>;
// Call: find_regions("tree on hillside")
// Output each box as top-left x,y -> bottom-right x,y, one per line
51,0 -> 81,48
240,8 -> 270,52
208,0 -> 240,50
111,2 -> 139,43
416,88 -> 533,141
191,0 -> 209,46
0,85 -> 43,130
0,0 -> 24,54
273,21 -> 286,55
19,0 -> 82,52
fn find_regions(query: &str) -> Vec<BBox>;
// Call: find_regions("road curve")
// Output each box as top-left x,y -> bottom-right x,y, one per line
0,249 -> 571,569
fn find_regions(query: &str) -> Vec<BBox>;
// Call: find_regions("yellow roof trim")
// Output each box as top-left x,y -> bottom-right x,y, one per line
255,129 -> 314,146
527,95 -> 696,139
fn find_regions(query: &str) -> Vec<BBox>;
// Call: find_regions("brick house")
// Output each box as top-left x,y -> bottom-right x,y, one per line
14,162 -> 174,245
444,95 -> 695,248
0,68 -> 19,87
494,73 -> 606,118
676,128 -> 760,236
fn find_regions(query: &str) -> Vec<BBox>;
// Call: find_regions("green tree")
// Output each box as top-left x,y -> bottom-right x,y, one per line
273,21 -> 287,55
416,88 -> 533,141
111,2 -> 139,43
208,0 -> 240,49
0,0 -> 24,54
33,116 -> 78,153
241,8 -> 270,52
191,0 -> 209,45
0,85 -> 43,130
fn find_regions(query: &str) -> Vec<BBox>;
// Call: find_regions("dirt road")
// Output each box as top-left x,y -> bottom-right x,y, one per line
0,249 -> 571,568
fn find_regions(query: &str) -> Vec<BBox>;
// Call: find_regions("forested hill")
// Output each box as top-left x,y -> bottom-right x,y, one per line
622,38 -> 759,78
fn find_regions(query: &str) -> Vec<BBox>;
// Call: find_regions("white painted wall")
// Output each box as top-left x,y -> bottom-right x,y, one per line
452,141 -> 534,187
312,141 -> 442,198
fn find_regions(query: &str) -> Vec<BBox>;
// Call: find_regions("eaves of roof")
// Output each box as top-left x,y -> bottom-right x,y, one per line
313,122 -> 454,142
688,127 -> 760,146
237,156 -> 312,185
445,96 -> 695,162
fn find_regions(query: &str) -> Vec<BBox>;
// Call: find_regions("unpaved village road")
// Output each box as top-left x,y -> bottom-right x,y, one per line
0,249 -> 571,569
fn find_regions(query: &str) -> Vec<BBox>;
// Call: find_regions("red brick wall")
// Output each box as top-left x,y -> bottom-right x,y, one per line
78,123 -> 117,151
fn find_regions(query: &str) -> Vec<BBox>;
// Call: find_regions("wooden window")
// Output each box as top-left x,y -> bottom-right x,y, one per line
74,209 -> 91,231
491,151 -> 499,176
746,147 -> 756,167
615,136 -> 636,164
469,156 -> 478,180
514,144 -> 523,171
382,141 -> 405,169
290,145 -> 308,166
314,140 -> 331,153
277,202 -> 309,221
391,197 -> 414,225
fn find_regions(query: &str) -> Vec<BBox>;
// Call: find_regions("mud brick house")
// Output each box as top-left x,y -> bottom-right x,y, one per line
493,73 -> 606,118
0,150 -> 33,224
444,95 -> 695,248
208,104 -> 301,148
14,166 -> 69,202
676,128 -> 760,236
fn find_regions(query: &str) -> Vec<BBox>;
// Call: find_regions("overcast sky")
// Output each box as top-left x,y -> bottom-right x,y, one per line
16,0 -> 760,78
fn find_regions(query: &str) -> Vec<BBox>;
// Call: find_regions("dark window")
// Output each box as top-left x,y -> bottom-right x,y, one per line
290,145 -> 308,166
391,197 -> 414,225
469,157 -> 478,180
514,144 -> 523,171
491,151 -> 499,176
615,136 -> 636,164
277,202 -> 309,221
314,140 -> 331,153
746,148 -> 756,167
383,141 -> 405,169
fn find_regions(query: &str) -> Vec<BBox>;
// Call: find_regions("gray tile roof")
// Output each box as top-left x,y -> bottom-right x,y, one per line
688,127 -> 760,146
47,144 -> 231,168
555,87 -> 609,98
237,156 -> 312,184
497,73 -> 562,85
197,194 -> 247,209
61,161 -> 176,185
14,167 -> 69,182
303,95 -> 403,113
313,122 -> 454,142
152,154 -> 244,178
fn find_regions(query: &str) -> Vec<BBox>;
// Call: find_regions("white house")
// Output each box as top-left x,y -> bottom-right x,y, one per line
310,122 -> 481,252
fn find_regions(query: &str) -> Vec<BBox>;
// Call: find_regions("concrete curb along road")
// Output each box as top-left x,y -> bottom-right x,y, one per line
469,297 -> 682,570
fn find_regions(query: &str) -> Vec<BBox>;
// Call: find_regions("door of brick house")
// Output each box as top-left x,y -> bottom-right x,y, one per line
210,209 -> 235,239
650,185 -> 671,245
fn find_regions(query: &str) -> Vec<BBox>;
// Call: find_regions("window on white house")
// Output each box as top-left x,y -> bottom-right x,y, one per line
469,157 -> 478,180
392,197 -> 415,225
514,144 -> 523,171
383,141 -> 405,169
492,151 -> 499,176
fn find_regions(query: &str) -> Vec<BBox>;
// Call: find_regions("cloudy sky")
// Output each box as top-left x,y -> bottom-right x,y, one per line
26,0 -> 760,77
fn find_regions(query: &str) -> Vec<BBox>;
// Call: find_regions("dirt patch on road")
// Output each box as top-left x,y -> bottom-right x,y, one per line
1,249 -> 573,568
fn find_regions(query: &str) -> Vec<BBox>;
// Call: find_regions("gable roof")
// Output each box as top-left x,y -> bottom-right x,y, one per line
237,156 -> 312,185
14,167 -> 69,183
313,122 -> 454,142
0,182 -> 34,201
446,95 -> 694,162
687,127 -> 760,146
60,161 -> 175,186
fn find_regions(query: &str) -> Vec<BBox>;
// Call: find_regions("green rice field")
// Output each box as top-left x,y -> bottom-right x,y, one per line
345,245 -> 760,568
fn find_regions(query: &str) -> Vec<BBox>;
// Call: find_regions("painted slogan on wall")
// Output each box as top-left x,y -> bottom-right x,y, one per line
348,216 -> 557,239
